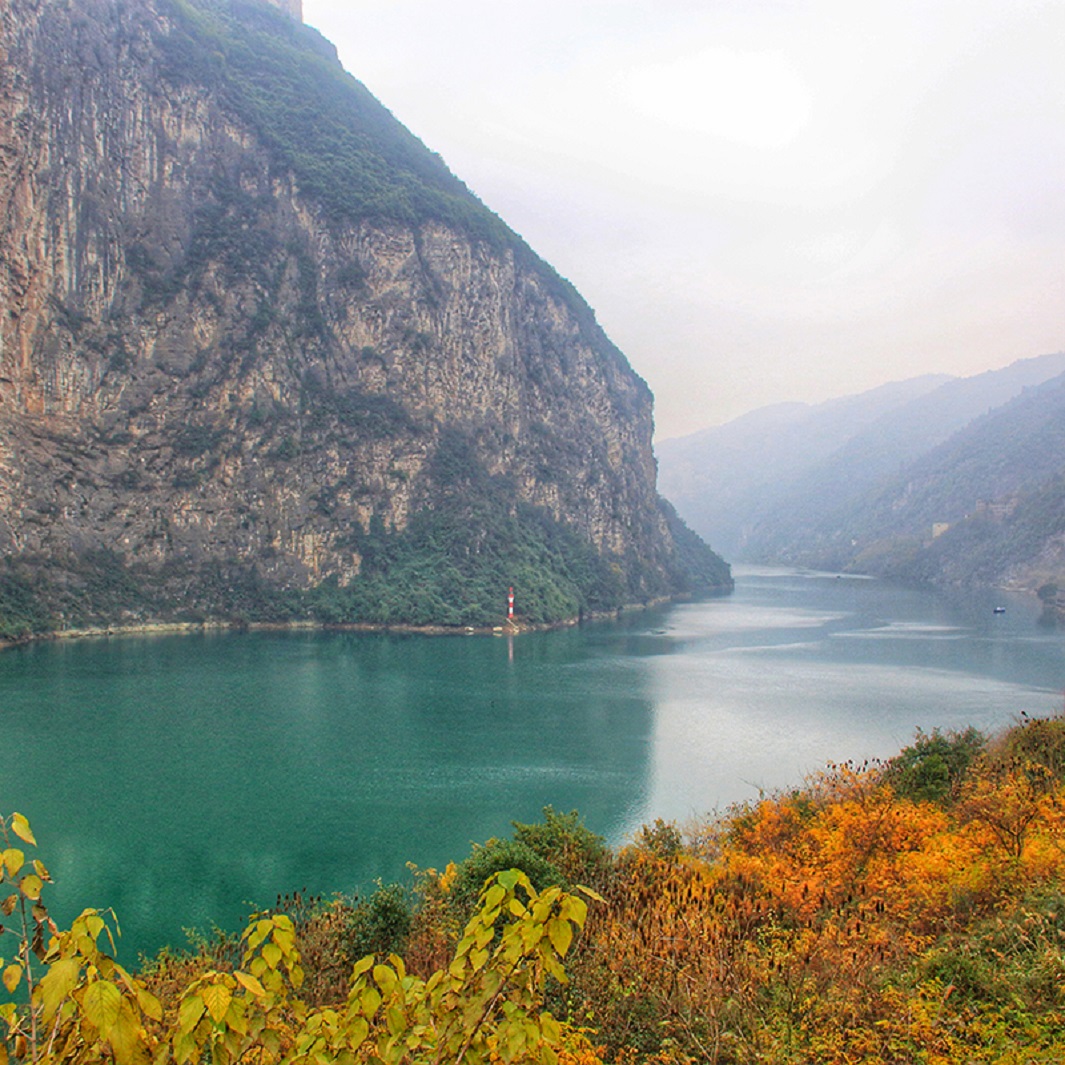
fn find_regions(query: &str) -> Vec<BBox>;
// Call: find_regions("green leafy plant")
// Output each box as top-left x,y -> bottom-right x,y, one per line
0,813 -> 599,1065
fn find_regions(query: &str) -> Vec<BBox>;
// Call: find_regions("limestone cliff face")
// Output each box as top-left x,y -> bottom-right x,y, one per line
0,0 -> 728,628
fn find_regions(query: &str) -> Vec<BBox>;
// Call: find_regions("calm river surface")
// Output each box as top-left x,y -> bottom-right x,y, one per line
2,565 -> 1063,961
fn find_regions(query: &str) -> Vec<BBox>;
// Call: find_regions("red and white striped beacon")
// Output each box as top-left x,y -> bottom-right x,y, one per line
508,586 -> 515,621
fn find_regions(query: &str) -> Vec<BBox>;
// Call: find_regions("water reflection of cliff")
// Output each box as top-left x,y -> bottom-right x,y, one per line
0,625 -> 657,963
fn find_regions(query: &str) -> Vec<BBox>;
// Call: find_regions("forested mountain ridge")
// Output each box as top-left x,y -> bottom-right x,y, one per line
0,0 -> 729,635
811,371 -> 1065,590
656,373 -> 953,558
657,353 -> 1065,594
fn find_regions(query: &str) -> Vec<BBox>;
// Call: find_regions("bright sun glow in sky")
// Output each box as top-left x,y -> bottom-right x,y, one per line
624,48 -> 813,149
302,0 -> 1065,440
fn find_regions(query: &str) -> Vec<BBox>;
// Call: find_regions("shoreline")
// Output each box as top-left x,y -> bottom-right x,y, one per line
0,590 -> 730,650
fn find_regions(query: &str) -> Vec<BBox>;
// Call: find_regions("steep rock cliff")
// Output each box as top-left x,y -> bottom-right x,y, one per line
0,0 -> 729,631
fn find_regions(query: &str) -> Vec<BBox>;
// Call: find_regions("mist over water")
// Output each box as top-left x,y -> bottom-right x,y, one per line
1,565 -> 1062,961
634,567 -> 1063,822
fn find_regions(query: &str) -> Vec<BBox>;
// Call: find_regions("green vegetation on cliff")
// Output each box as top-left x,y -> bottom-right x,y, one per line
0,440 -> 724,636
159,0 -> 503,239
155,0 -> 614,344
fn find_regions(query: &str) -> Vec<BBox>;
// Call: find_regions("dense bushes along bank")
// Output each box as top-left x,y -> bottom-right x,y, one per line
3,716 -> 1065,1063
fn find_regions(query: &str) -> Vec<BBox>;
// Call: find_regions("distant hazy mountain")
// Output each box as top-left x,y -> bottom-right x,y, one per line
657,352 -> 1065,576
806,371 -> 1065,589
655,375 -> 953,557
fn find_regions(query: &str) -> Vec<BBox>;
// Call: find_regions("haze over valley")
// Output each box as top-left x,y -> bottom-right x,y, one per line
657,351 -> 1065,607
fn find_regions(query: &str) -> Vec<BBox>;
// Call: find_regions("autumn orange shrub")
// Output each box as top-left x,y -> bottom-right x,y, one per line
552,718 -> 1065,1064
6,718 -> 1065,1065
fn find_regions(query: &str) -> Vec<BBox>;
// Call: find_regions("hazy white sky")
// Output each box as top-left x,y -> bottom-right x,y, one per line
302,0 -> 1065,439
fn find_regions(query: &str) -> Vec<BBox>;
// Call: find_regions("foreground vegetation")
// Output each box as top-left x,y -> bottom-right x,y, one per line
4,716 -> 1065,1063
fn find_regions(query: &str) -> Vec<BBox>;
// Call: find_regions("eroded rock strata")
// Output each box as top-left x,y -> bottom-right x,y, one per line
0,0 -> 729,631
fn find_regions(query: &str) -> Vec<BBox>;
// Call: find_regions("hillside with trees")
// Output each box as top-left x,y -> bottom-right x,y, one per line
657,353 -> 1065,600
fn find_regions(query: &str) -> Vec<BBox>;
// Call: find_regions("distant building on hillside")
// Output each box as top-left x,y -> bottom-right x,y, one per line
974,498 -> 1018,521
932,522 -> 951,539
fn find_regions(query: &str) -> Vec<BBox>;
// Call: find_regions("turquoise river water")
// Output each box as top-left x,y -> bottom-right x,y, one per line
1,565 -> 1062,962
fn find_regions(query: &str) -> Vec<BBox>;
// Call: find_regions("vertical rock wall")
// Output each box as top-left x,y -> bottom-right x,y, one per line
0,0 -> 729,626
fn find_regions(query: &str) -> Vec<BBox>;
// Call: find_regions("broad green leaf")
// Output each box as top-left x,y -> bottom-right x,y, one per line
11,814 -> 35,847
178,993 -> 206,1033
360,986 -> 382,1017
540,1013 -> 561,1044
547,918 -> 573,956
347,1017 -> 369,1046
82,979 -> 123,1036
373,964 -> 397,996
108,999 -> 146,1065
543,954 -> 567,984
223,1025 -> 240,1056
563,896 -> 588,926
271,924 -> 295,953
532,899 -> 554,925
172,1030 -> 197,1065
224,1000 -> 248,1035
498,869 -> 521,891
522,924 -> 544,950
2,850 -> 23,877
136,986 -> 164,1022
201,982 -> 232,1023
484,884 -> 506,910
233,970 -> 265,997
385,1006 -> 405,1037
2,964 -> 21,993
261,942 -> 282,968
37,957 -> 81,1018
505,1023 -> 526,1060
